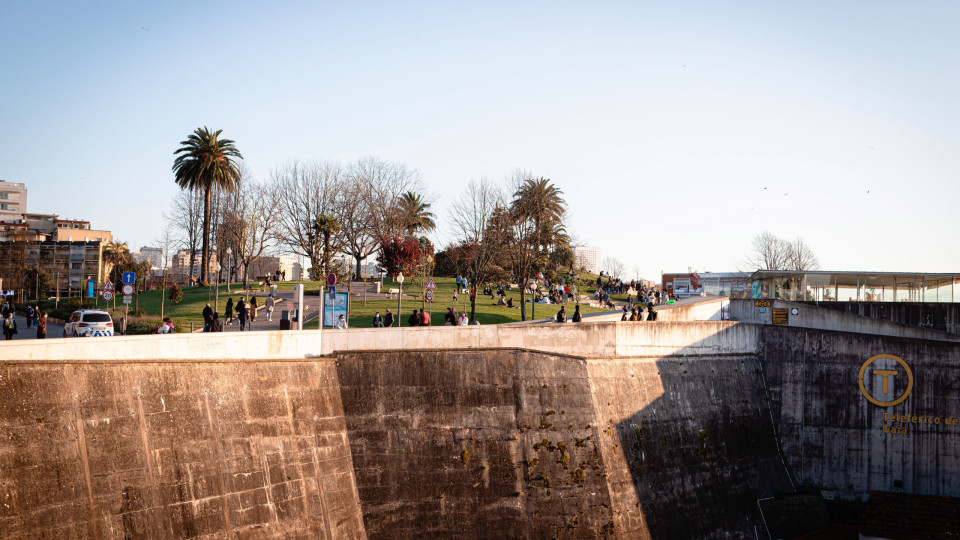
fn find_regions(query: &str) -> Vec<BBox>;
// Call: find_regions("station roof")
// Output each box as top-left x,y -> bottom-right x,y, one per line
748,270 -> 960,287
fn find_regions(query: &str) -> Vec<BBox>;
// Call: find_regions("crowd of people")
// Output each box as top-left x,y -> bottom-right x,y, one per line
3,301 -> 46,339
201,293 -> 275,332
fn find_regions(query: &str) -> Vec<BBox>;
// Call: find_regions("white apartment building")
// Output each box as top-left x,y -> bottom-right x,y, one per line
0,181 -> 27,222
573,245 -> 601,274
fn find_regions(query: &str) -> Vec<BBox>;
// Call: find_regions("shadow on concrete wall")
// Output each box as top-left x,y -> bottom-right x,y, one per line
603,325 -> 797,538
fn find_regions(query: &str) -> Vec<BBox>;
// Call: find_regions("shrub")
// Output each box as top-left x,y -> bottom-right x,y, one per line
168,285 -> 183,305
122,317 -> 188,335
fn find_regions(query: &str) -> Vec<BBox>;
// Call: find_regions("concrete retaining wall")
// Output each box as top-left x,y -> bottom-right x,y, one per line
760,326 -> 960,501
730,299 -> 959,342
799,301 -> 960,335
0,358 -> 366,538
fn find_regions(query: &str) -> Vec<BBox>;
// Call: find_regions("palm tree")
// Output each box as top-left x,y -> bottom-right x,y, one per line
312,213 -> 341,280
102,241 -> 130,282
399,191 -> 436,237
172,126 -> 243,285
511,177 -> 566,232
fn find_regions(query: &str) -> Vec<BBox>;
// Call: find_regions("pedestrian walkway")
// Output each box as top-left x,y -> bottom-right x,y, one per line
7,314 -> 65,340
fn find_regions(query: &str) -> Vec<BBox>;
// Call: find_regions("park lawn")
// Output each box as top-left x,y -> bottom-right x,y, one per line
89,284 -> 256,329
304,276 -> 613,329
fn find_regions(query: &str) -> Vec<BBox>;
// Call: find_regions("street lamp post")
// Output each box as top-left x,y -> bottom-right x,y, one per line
225,248 -> 232,293
397,273 -> 404,327
214,262 -> 222,315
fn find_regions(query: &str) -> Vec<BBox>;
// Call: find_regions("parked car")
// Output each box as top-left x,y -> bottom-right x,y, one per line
64,310 -> 114,337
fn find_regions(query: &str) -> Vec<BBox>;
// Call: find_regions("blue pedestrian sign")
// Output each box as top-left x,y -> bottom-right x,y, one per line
122,272 -> 136,285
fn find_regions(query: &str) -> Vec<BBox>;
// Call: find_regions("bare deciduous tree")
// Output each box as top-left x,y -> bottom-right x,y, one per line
449,178 -> 506,322
220,169 -> 280,289
337,175 -> 378,281
273,161 -> 344,280
354,157 -> 428,246
743,231 -> 820,271
603,257 -> 625,280
165,189 -> 204,279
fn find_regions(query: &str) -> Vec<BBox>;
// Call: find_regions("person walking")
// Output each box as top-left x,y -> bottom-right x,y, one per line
264,294 -> 275,322
407,309 -> 420,327
372,311 -> 383,327
36,312 -> 47,339
202,303 -> 214,332
3,314 -> 17,340
384,309 -> 394,328
25,305 -> 33,329
238,304 -> 248,331
571,304 -> 582,323
225,298 -> 234,325
249,296 -> 258,323
210,312 -> 224,332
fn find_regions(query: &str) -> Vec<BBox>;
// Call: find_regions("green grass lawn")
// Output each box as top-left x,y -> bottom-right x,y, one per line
304,276 -> 613,329
47,274 -> 618,329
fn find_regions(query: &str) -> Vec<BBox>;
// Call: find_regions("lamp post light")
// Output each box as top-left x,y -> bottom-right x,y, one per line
397,273 -> 404,327
214,262 -> 222,314
225,247 -> 232,293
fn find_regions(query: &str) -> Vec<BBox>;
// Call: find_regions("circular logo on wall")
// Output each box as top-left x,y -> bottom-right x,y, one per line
858,354 -> 914,407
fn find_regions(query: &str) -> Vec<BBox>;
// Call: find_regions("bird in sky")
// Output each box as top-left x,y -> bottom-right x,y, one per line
784,193 -> 789,196
141,26 -> 149,31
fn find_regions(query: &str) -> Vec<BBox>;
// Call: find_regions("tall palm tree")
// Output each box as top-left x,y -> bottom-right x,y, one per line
102,241 -> 130,282
312,213 -> 341,280
511,177 -> 566,232
399,191 -> 436,237
172,126 -> 243,285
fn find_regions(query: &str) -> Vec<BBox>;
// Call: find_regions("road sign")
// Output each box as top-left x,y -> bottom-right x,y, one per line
123,295 -> 132,304
426,278 -> 436,290
425,290 -> 433,301
102,290 -> 114,301
327,273 -> 337,287
122,272 -> 136,285
102,281 -> 114,291
121,284 -> 135,296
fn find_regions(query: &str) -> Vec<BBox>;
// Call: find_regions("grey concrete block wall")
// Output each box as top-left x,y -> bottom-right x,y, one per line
0,360 -> 366,539
760,326 -> 960,501
335,349 -> 616,539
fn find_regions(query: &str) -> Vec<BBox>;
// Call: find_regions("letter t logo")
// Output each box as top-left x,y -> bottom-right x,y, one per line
873,369 -> 899,395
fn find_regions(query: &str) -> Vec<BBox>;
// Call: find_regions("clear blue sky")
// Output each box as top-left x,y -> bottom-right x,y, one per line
2,1 -> 958,280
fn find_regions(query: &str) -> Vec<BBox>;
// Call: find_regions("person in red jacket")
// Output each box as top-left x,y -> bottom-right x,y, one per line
419,308 -> 430,326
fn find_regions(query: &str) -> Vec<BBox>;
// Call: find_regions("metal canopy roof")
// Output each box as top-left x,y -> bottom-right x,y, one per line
748,270 -> 960,288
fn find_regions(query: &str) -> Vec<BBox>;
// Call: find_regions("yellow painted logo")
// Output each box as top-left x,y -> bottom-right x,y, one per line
858,354 -> 914,407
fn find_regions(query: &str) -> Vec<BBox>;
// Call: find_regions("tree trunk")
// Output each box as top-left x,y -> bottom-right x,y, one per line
242,262 -> 249,291
519,287 -> 527,321
200,186 -> 211,286
354,253 -> 363,281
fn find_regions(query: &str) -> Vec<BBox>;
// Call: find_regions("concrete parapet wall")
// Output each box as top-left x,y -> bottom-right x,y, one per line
730,299 -> 959,342
1,320 -> 759,362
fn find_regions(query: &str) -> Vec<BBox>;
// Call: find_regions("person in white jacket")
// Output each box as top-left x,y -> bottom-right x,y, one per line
458,312 -> 469,326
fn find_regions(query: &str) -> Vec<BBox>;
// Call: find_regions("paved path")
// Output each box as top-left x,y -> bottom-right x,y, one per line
6,314 -> 65,340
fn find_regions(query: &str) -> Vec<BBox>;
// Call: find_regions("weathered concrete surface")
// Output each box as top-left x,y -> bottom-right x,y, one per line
760,325 -> 960,501
336,349 -> 616,539
800,301 -> 960,335
0,359 -> 365,539
590,352 -> 793,538
731,299 -> 959,342
335,342 -> 789,539
0,320 -> 754,362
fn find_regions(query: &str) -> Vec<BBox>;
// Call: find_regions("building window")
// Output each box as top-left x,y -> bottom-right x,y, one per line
0,192 -> 8,200
0,204 -> 7,211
